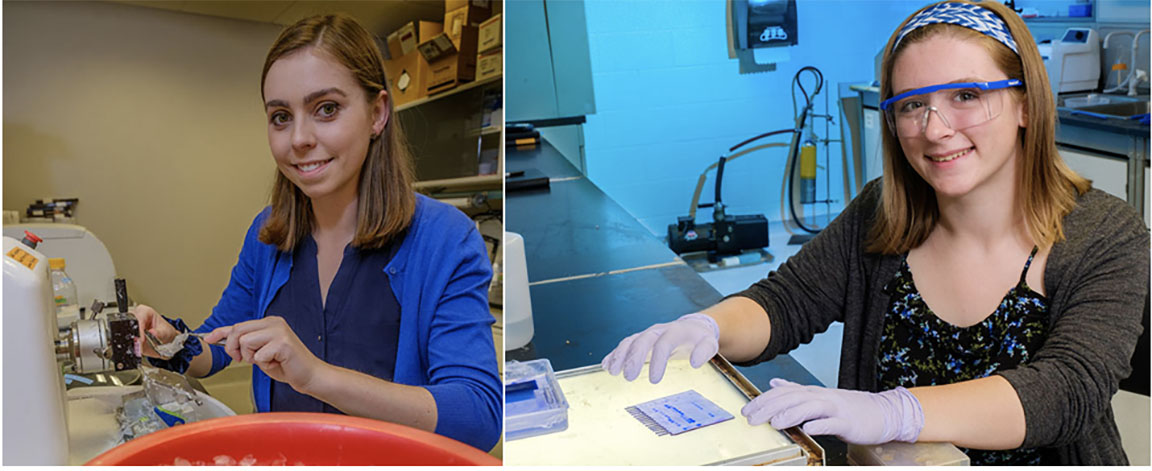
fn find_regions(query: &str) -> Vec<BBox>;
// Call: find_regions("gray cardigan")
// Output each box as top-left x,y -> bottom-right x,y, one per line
733,180 -> 1149,465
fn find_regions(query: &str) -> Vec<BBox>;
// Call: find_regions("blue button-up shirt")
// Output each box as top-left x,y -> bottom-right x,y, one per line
266,234 -> 401,413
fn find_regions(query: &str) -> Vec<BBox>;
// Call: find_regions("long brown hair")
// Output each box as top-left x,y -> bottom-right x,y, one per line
258,13 -> 415,252
867,0 -> 1090,254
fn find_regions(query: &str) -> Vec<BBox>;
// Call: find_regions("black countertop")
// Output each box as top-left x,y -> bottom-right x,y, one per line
1057,108 -> 1150,137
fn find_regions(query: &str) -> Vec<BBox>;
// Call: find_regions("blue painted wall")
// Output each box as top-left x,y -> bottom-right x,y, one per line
575,0 -> 926,236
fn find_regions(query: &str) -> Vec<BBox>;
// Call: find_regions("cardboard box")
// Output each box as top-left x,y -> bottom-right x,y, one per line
391,21 -> 443,56
385,32 -> 403,59
417,33 -> 457,63
445,5 -> 490,45
446,0 -> 490,12
382,52 -> 429,107
476,48 -> 501,82
423,26 -> 479,94
478,14 -> 501,53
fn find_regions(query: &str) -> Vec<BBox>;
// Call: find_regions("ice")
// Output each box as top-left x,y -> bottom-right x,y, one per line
213,455 -> 237,465
168,454 -> 303,466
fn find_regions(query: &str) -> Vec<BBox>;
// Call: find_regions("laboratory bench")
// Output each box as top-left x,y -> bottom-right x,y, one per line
504,140 -> 846,465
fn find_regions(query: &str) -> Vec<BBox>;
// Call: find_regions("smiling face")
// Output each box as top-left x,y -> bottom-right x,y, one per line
890,35 -> 1026,200
263,47 -> 387,203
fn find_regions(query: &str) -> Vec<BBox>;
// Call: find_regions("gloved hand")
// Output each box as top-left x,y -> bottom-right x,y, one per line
600,313 -> 719,383
742,378 -> 924,445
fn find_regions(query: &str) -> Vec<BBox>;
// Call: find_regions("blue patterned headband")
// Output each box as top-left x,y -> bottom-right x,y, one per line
893,2 -> 1018,55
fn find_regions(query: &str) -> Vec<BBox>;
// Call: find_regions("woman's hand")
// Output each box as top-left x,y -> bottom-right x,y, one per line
741,378 -> 924,445
203,316 -> 325,392
129,304 -> 180,358
601,313 -> 720,383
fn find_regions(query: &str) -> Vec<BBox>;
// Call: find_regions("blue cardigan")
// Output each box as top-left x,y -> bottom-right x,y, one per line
194,194 -> 502,451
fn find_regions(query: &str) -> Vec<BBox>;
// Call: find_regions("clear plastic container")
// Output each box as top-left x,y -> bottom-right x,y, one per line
505,359 -> 568,440
49,258 -> 80,324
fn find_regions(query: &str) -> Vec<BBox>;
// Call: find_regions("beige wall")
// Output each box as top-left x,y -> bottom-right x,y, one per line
4,1 -> 284,326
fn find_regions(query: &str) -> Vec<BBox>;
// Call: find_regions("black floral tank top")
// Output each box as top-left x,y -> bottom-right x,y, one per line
878,247 -> 1049,465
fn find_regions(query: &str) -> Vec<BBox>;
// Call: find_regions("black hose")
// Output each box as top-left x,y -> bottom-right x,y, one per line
787,66 -> 825,235
728,129 -> 796,153
714,155 -> 727,207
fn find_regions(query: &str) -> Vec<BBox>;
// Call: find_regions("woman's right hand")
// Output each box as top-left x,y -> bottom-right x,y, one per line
129,304 -> 180,358
600,313 -> 720,384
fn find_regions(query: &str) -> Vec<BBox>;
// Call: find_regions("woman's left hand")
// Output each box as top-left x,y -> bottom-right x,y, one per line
203,316 -> 325,392
742,378 -> 925,445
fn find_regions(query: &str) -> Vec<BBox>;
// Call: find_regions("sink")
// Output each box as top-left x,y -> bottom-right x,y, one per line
1073,101 -> 1149,118
1059,93 -> 1149,109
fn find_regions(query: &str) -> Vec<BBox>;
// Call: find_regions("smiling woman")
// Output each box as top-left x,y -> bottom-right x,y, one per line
128,13 -> 502,453
599,0 -> 1147,465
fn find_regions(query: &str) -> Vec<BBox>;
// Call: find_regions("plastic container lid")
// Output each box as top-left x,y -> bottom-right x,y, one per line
505,359 -> 569,441
49,258 -> 66,270
86,412 -> 501,466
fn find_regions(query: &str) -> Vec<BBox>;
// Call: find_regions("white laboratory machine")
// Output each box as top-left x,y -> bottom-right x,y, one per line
1039,28 -> 1101,95
4,232 -> 147,464
3,236 -> 71,465
3,223 -> 118,319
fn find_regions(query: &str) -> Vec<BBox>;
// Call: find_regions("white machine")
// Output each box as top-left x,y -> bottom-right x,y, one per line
2,223 -> 118,312
1039,28 -> 1101,95
3,236 -> 71,465
4,233 -> 145,465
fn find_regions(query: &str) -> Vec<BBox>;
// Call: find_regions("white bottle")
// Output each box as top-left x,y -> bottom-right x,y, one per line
48,258 -> 81,326
504,232 -> 534,350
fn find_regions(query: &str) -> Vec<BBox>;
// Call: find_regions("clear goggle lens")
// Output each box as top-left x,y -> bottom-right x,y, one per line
881,80 -> 1023,137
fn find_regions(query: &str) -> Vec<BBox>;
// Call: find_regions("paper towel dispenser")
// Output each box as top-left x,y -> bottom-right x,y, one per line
728,0 -> 798,73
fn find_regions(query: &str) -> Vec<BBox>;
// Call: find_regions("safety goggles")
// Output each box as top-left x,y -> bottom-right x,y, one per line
880,79 -> 1023,137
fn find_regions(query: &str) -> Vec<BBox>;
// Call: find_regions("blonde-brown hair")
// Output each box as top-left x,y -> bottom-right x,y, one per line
867,0 -> 1090,254
258,13 -> 415,252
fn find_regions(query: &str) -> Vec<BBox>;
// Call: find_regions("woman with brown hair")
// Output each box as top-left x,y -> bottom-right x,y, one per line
130,13 -> 501,451
601,1 -> 1147,464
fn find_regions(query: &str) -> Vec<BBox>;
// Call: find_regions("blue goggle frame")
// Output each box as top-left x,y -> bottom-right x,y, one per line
880,79 -> 1023,111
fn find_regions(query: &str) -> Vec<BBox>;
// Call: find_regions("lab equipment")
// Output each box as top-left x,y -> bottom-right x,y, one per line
669,66 -> 835,256
2,223 -> 118,310
799,141 -> 817,204
505,359 -> 569,440
1038,28 -> 1101,95
49,257 -> 81,326
3,235 -> 70,465
624,389 -> 734,436
4,232 -> 143,465
66,385 -> 235,465
23,198 -> 79,223
504,232 -> 534,350
55,279 -> 142,374
505,357 -> 823,466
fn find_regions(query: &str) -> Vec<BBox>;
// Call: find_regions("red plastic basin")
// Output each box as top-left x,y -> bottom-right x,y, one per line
86,412 -> 501,466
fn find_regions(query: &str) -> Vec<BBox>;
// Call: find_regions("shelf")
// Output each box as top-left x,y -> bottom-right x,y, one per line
470,125 -> 502,138
414,174 -> 502,192
395,74 -> 502,112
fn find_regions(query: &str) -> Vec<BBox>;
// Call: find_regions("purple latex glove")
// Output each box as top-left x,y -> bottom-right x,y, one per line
741,378 -> 924,445
600,313 -> 719,383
